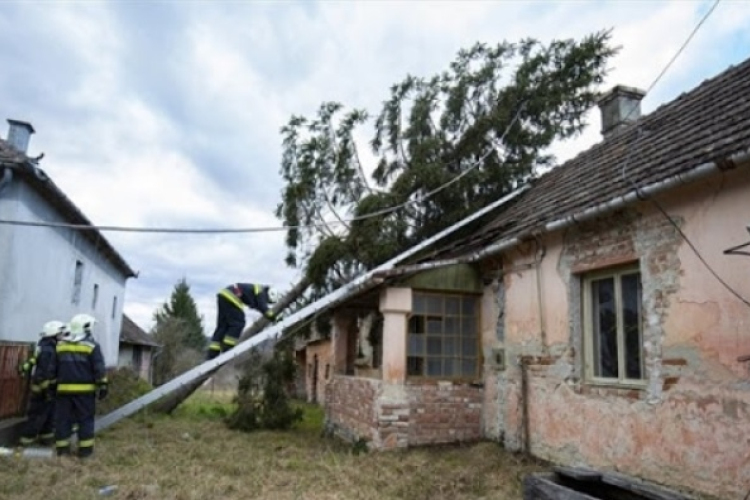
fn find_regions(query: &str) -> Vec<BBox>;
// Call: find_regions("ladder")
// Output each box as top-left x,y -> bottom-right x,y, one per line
94,185 -> 528,432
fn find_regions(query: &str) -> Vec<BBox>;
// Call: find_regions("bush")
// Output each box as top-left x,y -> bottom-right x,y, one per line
225,348 -> 303,432
95,367 -> 153,416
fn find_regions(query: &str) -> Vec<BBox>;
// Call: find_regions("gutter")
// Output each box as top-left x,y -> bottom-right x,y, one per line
376,149 -> 750,276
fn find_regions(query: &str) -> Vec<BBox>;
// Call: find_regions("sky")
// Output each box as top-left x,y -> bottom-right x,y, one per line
0,0 -> 748,337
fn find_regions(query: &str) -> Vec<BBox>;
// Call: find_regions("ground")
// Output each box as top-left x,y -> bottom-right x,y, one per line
0,390 -> 547,500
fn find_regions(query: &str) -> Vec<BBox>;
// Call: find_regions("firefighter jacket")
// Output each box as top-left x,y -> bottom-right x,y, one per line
219,283 -> 272,316
30,337 -> 57,395
52,335 -> 108,395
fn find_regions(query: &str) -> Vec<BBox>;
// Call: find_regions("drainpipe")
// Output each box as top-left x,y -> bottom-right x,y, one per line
532,235 -> 548,354
376,149 -> 750,278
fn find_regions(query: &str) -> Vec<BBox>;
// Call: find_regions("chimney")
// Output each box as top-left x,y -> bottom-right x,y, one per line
597,86 -> 646,139
6,119 -> 35,153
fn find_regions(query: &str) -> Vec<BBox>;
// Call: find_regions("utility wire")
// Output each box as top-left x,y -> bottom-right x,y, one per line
0,102 -> 526,234
617,0 -> 750,309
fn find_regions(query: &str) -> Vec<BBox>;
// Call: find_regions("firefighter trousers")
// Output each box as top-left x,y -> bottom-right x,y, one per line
55,394 -> 96,458
207,293 -> 245,360
19,392 -> 55,446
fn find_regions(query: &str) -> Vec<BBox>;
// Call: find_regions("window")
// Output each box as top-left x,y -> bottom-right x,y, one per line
72,260 -> 84,305
407,292 -> 480,379
583,267 -> 644,385
92,284 -> 99,309
112,296 -> 118,319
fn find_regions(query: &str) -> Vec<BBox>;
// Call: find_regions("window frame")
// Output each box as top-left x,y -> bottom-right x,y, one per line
72,259 -> 84,305
582,265 -> 646,388
406,290 -> 482,382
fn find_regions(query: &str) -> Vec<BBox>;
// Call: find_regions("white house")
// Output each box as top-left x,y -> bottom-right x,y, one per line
0,119 -> 137,366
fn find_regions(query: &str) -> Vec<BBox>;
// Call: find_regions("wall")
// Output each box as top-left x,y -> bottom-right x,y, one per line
0,181 -> 129,366
117,344 -> 153,382
491,168 -> 750,499
325,376 -> 483,450
305,340 -> 333,405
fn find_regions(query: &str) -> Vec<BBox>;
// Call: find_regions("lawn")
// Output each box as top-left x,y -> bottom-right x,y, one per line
0,389 -> 547,500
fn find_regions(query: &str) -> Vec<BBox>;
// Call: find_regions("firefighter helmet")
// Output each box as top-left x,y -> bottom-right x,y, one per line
267,288 -> 280,304
69,313 -> 97,341
40,320 -> 66,338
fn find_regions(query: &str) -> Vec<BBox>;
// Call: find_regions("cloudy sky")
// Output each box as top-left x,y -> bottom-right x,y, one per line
0,0 -> 748,336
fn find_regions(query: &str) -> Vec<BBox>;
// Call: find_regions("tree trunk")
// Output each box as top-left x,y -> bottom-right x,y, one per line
148,277 -> 311,414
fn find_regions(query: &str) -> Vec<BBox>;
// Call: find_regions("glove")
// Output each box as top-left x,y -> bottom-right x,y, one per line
97,385 -> 109,401
265,310 -> 275,321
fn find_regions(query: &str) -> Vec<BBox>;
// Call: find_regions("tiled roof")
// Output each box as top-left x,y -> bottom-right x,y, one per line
428,57 -> 750,260
120,315 -> 160,347
0,138 -> 137,278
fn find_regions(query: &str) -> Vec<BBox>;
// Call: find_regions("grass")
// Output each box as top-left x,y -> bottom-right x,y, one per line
0,389 -> 547,500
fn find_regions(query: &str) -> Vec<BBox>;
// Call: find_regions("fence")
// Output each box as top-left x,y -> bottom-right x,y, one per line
0,342 -> 32,419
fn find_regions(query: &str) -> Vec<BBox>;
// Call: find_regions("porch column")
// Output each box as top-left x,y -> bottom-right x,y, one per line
379,287 -> 412,384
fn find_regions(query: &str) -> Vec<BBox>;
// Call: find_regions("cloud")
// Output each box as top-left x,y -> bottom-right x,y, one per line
1,0 -> 748,337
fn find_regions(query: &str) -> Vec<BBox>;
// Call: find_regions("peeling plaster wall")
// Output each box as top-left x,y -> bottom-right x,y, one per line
305,341 -> 332,405
492,170 -> 750,499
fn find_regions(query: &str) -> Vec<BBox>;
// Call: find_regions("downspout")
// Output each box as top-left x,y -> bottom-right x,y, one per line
532,235 -> 548,354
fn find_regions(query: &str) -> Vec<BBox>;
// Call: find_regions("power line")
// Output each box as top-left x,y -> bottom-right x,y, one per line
617,0 -> 750,309
0,101 -> 527,235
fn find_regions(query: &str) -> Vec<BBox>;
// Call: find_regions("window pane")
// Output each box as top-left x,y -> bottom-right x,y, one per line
427,296 -> 443,315
592,277 -> 618,378
427,358 -> 442,376
444,358 -> 459,377
461,317 -> 476,336
408,335 -> 424,356
427,317 -> 442,334
444,317 -> 459,334
622,273 -> 643,380
407,357 -> 424,376
444,336 -> 458,355
461,359 -> 477,377
413,294 -> 426,314
461,337 -> 477,357
462,297 -> 476,316
427,337 -> 442,355
409,316 -> 425,334
445,297 -> 460,315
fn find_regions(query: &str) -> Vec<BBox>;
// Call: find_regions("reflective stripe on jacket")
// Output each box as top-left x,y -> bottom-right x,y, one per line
52,337 -> 108,395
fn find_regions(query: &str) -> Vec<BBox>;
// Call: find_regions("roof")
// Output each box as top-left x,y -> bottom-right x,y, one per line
0,139 -> 137,278
120,315 -> 160,347
429,57 -> 750,260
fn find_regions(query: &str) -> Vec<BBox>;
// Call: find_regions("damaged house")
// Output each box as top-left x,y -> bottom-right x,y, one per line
294,57 -> 750,499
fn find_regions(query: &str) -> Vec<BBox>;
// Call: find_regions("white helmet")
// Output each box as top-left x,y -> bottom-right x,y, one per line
40,320 -> 66,338
69,313 -> 97,341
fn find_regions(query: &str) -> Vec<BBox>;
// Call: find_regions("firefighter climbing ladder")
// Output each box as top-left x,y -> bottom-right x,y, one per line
94,185 -> 530,433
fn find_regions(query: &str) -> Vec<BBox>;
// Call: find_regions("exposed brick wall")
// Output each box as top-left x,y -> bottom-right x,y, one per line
406,382 -> 483,446
324,376 -> 483,450
325,375 -> 378,444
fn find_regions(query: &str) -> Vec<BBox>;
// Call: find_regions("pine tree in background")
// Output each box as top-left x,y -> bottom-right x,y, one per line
154,278 -> 207,351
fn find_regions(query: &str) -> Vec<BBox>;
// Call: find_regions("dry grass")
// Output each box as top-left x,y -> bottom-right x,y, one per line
0,389 -> 547,500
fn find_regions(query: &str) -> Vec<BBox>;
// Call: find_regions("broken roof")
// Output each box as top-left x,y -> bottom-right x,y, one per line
429,57 -> 750,260
120,315 -> 160,348
0,138 -> 137,278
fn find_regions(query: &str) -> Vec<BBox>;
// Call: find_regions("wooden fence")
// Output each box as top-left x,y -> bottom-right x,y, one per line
0,342 -> 32,419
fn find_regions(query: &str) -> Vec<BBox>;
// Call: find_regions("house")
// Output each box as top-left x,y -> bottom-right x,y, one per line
293,57 -> 750,500
0,119 -> 137,368
118,314 -> 160,383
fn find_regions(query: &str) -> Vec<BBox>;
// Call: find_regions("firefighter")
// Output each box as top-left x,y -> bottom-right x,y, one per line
206,283 -> 278,360
51,313 -> 108,458
17,320 -> 66,446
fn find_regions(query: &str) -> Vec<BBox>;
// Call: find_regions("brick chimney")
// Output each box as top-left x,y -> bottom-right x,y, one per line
6,119 -> 35,153
597,86 -> 646,139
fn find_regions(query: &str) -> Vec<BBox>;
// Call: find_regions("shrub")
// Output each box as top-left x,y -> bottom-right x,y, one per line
95,367 -> 153,416
225,348 -> 303,432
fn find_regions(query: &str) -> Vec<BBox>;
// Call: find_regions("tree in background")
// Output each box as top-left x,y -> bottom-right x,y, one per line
276,32 -> 618,308
151,279 -> 206,385
154,278 -> 206,351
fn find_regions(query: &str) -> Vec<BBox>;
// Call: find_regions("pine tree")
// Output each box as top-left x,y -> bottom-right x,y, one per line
154,278 -> 207,351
